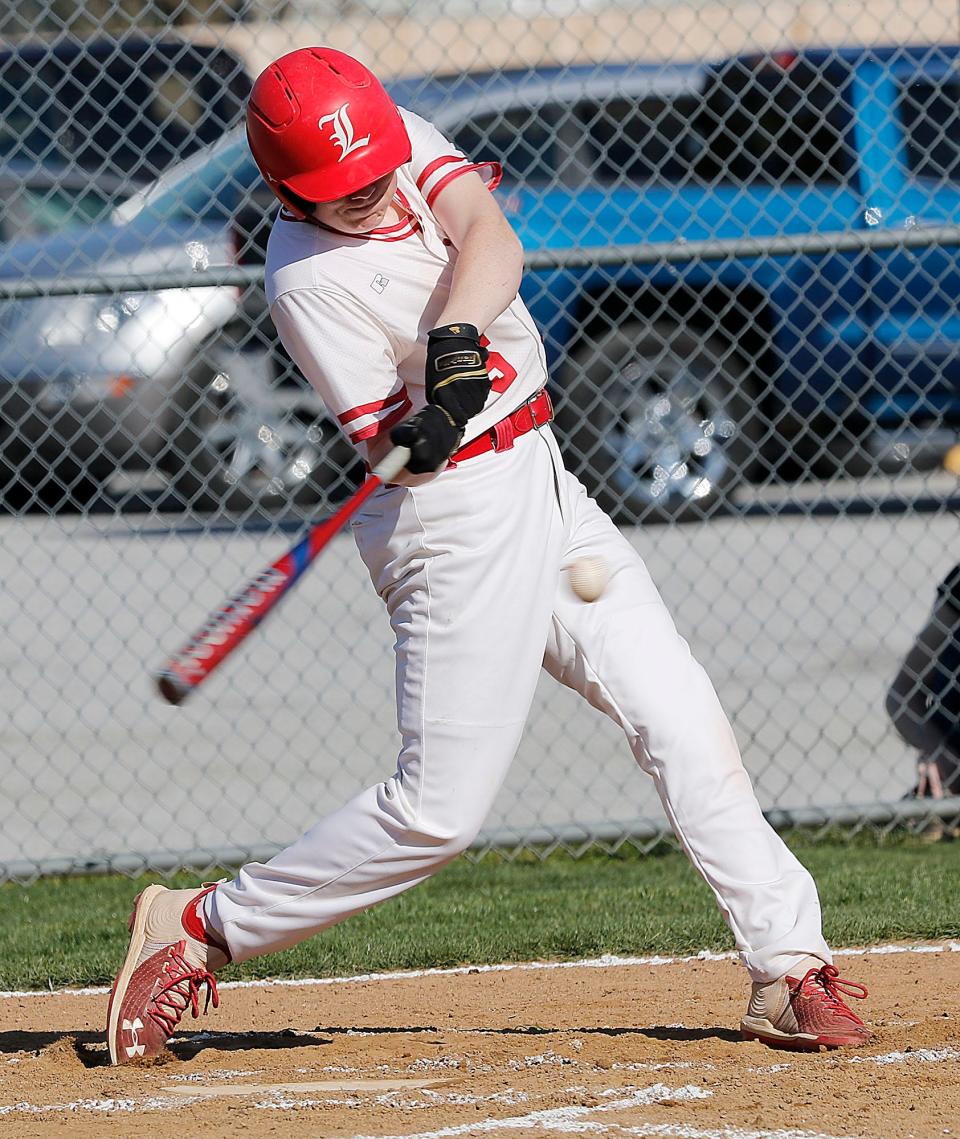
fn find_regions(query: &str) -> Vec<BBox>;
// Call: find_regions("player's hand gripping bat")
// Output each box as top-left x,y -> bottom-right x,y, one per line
154,445 -> 410,705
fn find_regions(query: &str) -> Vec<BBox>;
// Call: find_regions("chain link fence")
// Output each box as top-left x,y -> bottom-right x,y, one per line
1,0 -> 958,882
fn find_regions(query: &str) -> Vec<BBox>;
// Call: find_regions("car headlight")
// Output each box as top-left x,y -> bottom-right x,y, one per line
40,293 -> 149,347
94,294 -> 144,333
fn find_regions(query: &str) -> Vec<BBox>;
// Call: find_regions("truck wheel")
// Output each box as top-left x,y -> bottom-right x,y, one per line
165,338 -> 360,513
554,321 -> 758,523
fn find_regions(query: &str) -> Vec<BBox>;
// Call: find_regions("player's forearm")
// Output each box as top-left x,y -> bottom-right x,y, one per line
435,213 -> 524,334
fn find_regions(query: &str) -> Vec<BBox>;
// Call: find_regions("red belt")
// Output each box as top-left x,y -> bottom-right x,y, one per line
448,389 -> 553,467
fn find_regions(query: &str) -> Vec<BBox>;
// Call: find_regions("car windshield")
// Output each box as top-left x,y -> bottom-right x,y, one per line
0,182 -> 117,239
112,127 -> 260,229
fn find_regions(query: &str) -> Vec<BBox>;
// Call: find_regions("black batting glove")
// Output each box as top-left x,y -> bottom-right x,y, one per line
425,323 -> 491,427
390,404 -> 463,475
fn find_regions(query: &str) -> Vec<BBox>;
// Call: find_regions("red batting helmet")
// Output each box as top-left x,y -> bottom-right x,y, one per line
246,47 -> 412,218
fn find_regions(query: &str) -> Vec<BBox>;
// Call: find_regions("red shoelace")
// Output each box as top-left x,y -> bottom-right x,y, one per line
147,947 -> 220,1035
797,964 -> 869,1021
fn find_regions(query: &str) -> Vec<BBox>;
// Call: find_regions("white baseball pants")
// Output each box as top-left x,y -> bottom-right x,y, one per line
212,425 -> 831,982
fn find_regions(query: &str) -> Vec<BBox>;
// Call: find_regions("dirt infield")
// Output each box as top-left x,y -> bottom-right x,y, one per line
1,945 -> 959,1138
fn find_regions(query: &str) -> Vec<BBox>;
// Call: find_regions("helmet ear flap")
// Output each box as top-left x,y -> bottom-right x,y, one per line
277,183 -> 317,220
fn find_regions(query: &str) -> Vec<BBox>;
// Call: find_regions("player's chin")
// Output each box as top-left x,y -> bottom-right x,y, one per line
341,204 -> 388,231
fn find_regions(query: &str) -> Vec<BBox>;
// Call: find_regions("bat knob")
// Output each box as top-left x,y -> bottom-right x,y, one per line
155,669 -> 192,706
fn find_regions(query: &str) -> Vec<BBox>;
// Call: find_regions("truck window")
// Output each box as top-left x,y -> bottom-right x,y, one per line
898,79 -> 960,182
693,59 -> 855,185
453,105 -> 558,184
582,95 -> 701,184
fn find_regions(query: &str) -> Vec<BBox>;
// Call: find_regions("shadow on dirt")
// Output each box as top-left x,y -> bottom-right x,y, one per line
0,1030 -> 106,1068
170,1028 -> 335,1060
0,1022 -> 740,1068
0,1028 -> 336,1068
310,1023 -> 742,1044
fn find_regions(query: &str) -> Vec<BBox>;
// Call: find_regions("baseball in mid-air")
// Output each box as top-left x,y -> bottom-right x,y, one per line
567,555 -> 610,602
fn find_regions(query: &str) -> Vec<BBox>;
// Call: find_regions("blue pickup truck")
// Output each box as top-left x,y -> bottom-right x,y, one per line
392,45 -> 960,520
0,46 -> 957,518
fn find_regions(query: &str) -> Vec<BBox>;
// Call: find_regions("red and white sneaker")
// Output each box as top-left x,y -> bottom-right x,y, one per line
741,959 -> 871,1050
106,883 -> 231,1065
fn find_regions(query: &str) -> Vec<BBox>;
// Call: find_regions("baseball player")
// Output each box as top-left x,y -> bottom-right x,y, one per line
107,47 -> 871,1064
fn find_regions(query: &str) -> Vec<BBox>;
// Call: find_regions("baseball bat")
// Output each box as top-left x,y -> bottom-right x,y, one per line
154,444 -> 410,705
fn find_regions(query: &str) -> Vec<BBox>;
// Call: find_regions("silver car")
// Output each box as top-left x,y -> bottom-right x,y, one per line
0,129 -> 359,513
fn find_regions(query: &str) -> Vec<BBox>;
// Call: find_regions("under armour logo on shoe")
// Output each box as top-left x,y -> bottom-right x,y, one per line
122,1016 -> 145,1058
318,103 -> 370,161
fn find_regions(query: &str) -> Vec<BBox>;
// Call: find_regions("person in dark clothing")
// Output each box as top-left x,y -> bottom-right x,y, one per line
886,563 -> 960,835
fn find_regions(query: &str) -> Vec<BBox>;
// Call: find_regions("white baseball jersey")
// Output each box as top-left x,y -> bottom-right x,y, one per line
265,108 -> 548,472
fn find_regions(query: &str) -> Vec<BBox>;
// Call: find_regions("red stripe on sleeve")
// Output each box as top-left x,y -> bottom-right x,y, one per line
338,389 -> 407,426
349,398 -> 412,443
415,155 -> 464,192
425,161 -> 504,209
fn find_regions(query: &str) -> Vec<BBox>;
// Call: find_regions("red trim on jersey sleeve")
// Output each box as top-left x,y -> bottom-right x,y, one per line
424,161 -> 504,209
474,161 -> 503,192
415,155 -> 463,192
338,389 -> 408,426
348,398 -> 412,443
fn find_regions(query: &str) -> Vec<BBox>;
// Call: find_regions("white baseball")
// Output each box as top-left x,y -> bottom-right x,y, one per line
567,555 -> 609,602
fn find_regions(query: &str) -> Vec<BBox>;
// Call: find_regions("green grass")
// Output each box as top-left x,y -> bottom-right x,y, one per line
1,836 -> 958,991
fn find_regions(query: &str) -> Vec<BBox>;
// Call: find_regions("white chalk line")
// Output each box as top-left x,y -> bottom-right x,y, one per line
618,1131 -> 857,1139
344,1125 -> 855,1139
747,1046 -> 960,1073
358,1126 -> 858,1139
0,1082 -> 706,1121
845,1045 -> 960,1066
4,1045 -> 959,1123
0,1095 -> 191,1116
2,941 -> 958,1001
253,1086 -> 531,1111
260,1084 -> 714,1132
335,1087 -> 870,1139
159,1077 -> 447,1100
166,1066 -> 263,1081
